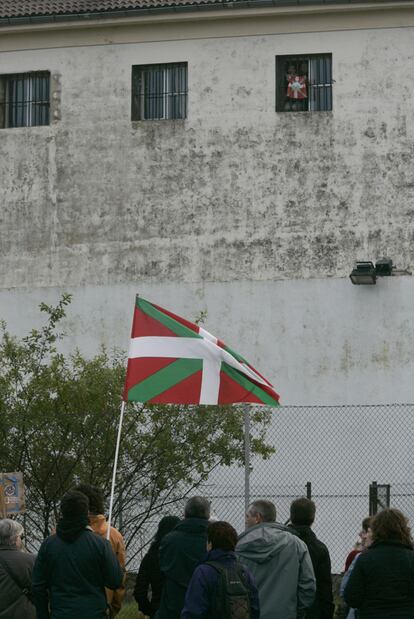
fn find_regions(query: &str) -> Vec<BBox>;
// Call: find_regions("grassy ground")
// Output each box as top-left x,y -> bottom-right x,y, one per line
117,603 -> 146,619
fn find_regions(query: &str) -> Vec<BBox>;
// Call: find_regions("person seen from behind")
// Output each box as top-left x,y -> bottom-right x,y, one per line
158,496 -> 210,619
134,515 -> 180,618
344,516 -> 372,572
288,497 -> 334,619
32,490 -> 123,619
181,520 -> 260,618
236,499 -> 316,619
0,519 -> 36,619
344,507 -> 414,618
340,521 -> 372,619
75,482 -> 126,617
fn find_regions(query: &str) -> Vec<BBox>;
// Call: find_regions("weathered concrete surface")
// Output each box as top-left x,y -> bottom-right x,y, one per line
1,25 -> 414,406
1,27 -> 414,288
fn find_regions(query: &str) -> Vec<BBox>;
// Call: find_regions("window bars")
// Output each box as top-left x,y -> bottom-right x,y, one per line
132,63 -> 188,121
1,72 -> 50,128
276,54 -> 333,112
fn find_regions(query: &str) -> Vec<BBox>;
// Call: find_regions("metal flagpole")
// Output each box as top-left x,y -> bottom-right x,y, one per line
244,405 -> 251,515
107,400 -> 126,540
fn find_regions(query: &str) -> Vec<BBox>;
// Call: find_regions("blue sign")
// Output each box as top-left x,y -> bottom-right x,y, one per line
0,472 -> 25,515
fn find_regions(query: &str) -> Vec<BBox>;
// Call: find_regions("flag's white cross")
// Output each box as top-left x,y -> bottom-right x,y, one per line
128,330 -> 270,405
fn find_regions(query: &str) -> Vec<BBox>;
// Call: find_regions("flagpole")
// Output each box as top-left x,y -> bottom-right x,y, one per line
244,405 -> 251,514
107,400 -> 126,540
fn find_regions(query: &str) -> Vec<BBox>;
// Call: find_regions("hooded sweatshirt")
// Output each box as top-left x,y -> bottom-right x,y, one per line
89,514 -> 126,617
236,522 -> 316,619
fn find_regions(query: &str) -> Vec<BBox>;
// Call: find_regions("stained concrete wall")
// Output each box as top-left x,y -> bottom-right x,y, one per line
1,21 -> 414,404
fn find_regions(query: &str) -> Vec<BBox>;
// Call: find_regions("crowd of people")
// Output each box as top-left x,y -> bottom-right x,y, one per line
1,486 -> 414,619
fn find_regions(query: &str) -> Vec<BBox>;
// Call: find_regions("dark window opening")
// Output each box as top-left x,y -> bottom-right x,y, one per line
131,62 -> 188,121
276,54 -> 332,113
0,72 -> 50,128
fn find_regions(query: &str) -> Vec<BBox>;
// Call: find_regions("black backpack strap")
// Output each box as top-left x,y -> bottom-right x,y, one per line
205,559 -> 249,585
0,552 -> 29,597
205,561 -> 229,619
205,560 -> 227,573
206,559 -> 251,619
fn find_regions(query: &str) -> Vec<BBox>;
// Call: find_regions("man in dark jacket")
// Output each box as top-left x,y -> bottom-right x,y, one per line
289,498 -> 334,619
158,496 -> 210,619
0,519 -> 36,619
32,490 -> 124,619
181,520 -> 260,619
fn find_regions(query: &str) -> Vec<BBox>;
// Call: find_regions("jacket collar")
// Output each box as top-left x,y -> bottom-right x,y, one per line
239,521 -> 290,539
206,548 -> 236,562
175,517 -> 209,533
370,539 -> 414,551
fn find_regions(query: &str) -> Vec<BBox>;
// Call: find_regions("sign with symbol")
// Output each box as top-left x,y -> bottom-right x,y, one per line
0,473 -> 25,516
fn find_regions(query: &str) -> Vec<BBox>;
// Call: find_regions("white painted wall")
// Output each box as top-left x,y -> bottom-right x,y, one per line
1,276 -> 414,405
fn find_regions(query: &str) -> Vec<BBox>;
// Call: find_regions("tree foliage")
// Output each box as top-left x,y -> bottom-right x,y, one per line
0,296 -> 274,564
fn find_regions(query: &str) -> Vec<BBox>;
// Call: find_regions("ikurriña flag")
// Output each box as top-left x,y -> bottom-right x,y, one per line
123,296 -> 280,406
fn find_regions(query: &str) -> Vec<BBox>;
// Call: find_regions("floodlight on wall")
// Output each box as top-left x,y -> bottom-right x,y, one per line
350,261 -> 377,285
350,257 -> 395,285
375,257 -> 393,276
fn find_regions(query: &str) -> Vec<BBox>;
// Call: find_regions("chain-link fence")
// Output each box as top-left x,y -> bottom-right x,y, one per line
126,403 -> 414,575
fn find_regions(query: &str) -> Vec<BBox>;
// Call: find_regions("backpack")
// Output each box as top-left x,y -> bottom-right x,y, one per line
206,560 -> 251,619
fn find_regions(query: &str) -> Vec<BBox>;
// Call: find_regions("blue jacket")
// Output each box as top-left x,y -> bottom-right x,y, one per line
181,549 -> 260,619
32,528 -> 123,619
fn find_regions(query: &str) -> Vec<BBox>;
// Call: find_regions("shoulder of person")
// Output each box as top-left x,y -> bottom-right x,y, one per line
37,533 -> 58,553
312,536 -> 330,555
86,528 -> 113,549
21,550 -> 37,567
109,526 -> 125,544
1,548 -> 36,566
289,532 -> 310,553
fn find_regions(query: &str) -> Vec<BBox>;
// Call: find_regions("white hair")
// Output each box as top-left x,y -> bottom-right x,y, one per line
0,519 -> 24,546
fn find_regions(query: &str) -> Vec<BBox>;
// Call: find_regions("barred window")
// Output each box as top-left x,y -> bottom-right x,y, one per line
131,63 -> 187,121
276,54 -> 332,113
0,71 -> 50,128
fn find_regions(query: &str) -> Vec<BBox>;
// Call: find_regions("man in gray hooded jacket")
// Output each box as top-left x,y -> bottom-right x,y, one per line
236,500 -> 316,619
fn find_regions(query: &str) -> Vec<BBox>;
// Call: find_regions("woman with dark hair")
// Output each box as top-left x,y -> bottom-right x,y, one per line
134,515 -> 180,618
344,508 -> 414,618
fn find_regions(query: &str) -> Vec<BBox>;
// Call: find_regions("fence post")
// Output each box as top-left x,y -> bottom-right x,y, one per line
306,481 -> 312,499
369,481 -> 378,516
244,406 -> 251,514
385,484 -> 391,509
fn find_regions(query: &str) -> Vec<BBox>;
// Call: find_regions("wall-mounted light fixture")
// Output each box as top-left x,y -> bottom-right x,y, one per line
350,258 -> 393,285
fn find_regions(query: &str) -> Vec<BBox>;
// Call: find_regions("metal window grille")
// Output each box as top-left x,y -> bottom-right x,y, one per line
276,54 -> 332,112
131,63 -> 188,121
1,72 -> 50,128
